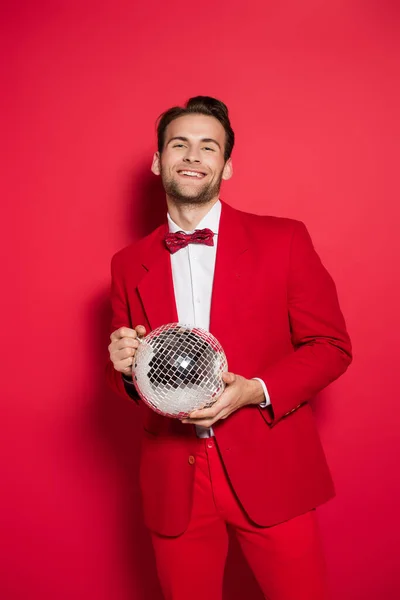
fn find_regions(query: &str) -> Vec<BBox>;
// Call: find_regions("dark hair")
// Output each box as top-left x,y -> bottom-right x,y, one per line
156,96 -> 235,161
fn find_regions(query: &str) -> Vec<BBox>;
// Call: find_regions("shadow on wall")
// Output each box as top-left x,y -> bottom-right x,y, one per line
84,167 -> 167,598
86,166 -> 335,599
86,287 -> 163,599
126,163 -> 166,239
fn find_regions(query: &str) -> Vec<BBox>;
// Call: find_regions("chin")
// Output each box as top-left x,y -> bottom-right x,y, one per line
180,187 -> 206,198
174,195 -> 211,206
173,186 -> 209,201
163,176 -> 220,206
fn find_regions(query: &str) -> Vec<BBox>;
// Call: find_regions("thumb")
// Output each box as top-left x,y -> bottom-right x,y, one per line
222,371 -> 236,385
135,325 -> 147,337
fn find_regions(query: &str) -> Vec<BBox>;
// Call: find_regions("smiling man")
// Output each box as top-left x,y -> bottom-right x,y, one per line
106,96 -> 352,600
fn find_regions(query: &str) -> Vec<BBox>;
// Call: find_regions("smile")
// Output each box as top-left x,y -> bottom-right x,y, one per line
177,170 -> 206,179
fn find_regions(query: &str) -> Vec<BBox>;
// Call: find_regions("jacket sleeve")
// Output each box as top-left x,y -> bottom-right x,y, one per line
105,253 -> 140,404
258,220 -> 352,426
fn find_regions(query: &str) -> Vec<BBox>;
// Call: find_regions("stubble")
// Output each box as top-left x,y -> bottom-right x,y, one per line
160,166 -> 224,207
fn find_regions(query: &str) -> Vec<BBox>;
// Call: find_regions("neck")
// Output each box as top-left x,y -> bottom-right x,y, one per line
166,196 -> 219,231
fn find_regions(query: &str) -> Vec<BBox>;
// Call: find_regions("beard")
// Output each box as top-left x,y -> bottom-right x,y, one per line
160,166 -> 224,206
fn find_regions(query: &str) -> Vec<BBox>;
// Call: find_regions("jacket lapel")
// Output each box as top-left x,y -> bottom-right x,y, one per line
137,224 -> 179,330
209,201 -> 251,353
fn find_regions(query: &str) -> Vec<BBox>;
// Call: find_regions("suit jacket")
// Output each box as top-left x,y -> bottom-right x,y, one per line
106,200 -> 352,536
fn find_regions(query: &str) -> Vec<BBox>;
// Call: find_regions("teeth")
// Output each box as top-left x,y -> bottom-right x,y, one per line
180,170 -> 203,178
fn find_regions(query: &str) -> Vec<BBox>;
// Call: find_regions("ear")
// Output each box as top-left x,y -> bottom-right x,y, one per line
151,151 -> 161,176
222,157 -> 233,181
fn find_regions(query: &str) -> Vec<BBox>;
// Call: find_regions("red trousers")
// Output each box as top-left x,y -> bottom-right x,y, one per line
150,437 -> 329,600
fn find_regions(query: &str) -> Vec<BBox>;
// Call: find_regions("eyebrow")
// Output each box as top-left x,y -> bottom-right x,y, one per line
167,136 -> 221,150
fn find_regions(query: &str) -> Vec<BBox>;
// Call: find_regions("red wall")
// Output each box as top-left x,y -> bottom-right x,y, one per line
1,2 -> 399,598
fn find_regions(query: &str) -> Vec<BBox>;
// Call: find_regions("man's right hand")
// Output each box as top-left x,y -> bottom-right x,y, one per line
108,325 -> 147,377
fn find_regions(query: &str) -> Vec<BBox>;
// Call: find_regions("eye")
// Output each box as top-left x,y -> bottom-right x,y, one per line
203,147 -> 215,152
173,144 -> 185,148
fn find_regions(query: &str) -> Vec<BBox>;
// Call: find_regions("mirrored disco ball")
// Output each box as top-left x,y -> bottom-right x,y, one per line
132,323 -> 228,418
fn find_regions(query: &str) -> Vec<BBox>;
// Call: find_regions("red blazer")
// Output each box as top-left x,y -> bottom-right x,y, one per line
106,200 -> 352,536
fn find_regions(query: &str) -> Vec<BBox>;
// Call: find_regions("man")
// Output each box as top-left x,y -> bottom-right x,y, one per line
106,96 -> 352,600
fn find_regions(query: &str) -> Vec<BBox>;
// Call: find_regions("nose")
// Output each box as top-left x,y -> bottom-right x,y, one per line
183,148 -> 201,164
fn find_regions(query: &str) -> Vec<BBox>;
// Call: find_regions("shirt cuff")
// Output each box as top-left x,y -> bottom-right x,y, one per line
252,377 -> 271,407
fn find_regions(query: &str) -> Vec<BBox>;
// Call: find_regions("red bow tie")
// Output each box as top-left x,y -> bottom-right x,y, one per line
164,228 -> 215,254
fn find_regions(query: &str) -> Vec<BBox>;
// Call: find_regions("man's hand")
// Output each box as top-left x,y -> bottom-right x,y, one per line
108,325 -> 147,377
181,372 -> 265,428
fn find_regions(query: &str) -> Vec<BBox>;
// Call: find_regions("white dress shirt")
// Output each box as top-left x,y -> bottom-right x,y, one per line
168,199 -> 270,438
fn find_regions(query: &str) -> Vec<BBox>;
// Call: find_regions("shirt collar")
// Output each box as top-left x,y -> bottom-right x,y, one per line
167,199 -> 221,234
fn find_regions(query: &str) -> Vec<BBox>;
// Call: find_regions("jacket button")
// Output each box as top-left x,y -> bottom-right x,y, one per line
188,455 -> 195,465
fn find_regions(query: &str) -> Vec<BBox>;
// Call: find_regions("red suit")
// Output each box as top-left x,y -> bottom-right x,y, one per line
106,200 -> 352,597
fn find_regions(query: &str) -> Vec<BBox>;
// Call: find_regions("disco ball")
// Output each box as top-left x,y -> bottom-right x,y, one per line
132,323 -> 228,418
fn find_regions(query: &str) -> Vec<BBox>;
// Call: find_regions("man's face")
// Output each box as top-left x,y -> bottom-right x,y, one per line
151,114 -> 232,205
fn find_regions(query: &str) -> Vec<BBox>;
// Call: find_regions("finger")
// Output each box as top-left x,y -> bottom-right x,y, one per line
188,402 -> 227,420
187,397 -> 230,419
117,337 -> 140,350
222,371 -> 236,385
181,417 -> 216,427
108,338 -> 140,359
187,390 -> 233,419
112,347 -> 136,362
135,325 -> 147,337
114,356 -> 133,372
182,409 -> 229,428
110,327 -> 137,342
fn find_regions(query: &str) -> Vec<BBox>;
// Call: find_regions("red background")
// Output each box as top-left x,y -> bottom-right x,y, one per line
1,1 -> 399,598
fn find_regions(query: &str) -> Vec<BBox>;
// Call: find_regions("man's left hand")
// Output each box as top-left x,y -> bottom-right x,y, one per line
181,372 -> 265,428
